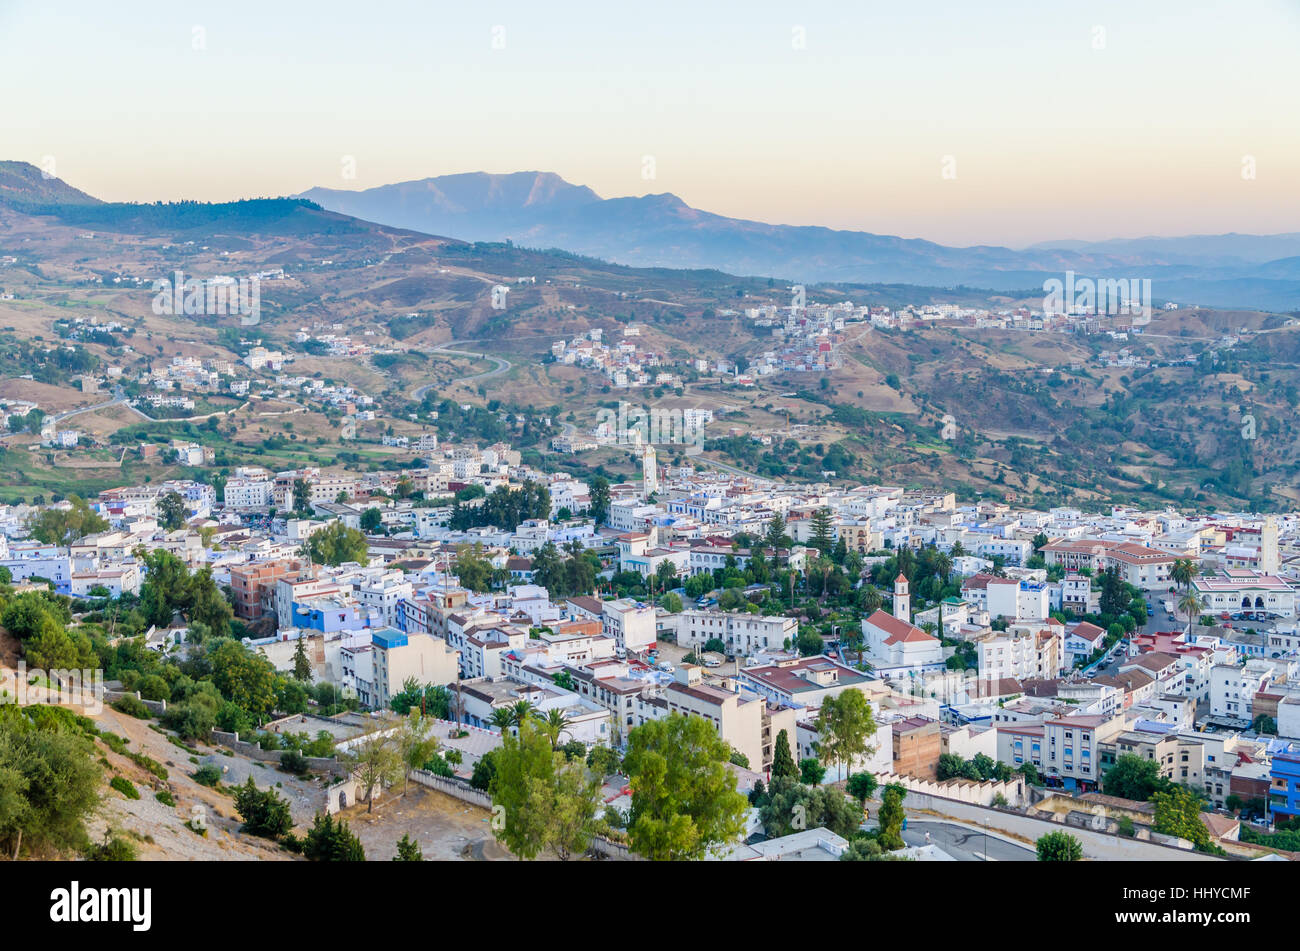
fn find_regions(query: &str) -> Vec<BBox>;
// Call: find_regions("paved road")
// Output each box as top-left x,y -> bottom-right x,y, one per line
50,387 -> 148,424
412,340 -> 513,401
901,819 -> 1035,862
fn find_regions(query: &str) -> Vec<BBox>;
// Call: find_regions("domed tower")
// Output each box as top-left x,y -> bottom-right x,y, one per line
893,572 -> 910,623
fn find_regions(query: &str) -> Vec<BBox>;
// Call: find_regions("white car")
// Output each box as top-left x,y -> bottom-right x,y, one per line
659,663 -> 675,673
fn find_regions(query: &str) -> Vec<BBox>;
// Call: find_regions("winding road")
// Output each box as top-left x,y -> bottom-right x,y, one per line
411,340 -> 513,401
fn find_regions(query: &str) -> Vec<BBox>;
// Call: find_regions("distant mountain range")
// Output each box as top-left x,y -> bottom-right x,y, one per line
3,160 -> 1297,311
301,171 -> 1300,311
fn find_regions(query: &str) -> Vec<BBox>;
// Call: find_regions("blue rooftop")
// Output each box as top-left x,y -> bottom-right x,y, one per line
371,628 -> 408,650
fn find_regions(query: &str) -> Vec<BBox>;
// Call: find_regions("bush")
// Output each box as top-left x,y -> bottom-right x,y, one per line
162,698 -> 217,740
155,790 -> 176,807
232,778 -> 293,839
136,674 -> 171,703
1036,831 -> 1083,861
129,752 -> 168,781
469,750 -> 497,791
280,749 -> 310,775
109,776 -> 140,800
192,764 -> 222,787
422,754 -> 454,777
303,813 -> 366,861
85,833 -> 138,861
112,695 -> 151,719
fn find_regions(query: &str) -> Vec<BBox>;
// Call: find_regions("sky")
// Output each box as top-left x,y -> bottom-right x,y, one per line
2,0 -> 1299,247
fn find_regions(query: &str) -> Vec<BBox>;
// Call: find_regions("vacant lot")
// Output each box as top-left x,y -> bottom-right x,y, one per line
338,786 -> 514,861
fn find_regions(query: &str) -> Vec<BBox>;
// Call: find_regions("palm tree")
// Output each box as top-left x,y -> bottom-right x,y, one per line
539,708 -> 573,750
933,552 -> 953,584
508,700 -> 536,728
1171,558 -> 1199,594
1177,591 -> 1205,637
490,708 -> 514,733
859,584 -> 883,615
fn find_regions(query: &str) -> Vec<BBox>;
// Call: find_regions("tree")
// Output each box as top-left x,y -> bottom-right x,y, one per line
292,477 -> 313,514
537,708 -> 573,751
760,776 -> 860,839
796,627 -> 824,657
508,700 -> 536,728
1170,558 -> 1199,593
846,771 -> 878,807
453,544 -> 494,592
876,782 -> 907,850
232,778 -> 292,839
810,507 -> 834,554
360,507 -> 383,534
303,813 -> 366,861
0,715 -> 102,858
814,690 -> 877,784
345,731 -> 402,813
396,713 -> 440,795
470,750 -> 498,791
490,719 -> 600,860
24,495 -> 108,546
209,639 -> 279,720
157,491 -> 187,531
1177,590 -> 1205,636
622,713 -> 748,860
1098,567 -> 1129,619
764,513 -> 791,551
1102,753 -> 1171,802
305,521 -> 369,566
530,542 -> 568,599
588,476 -> 611,525
489,719 -> 557,859
394,833 -> 423,861
292,637 -> 313,682
660,592 -> 683,613
1036,831 -> 1082,861
587,745 -> 622,778
771,729 -> 798,781
547,757 -> 603,860
1151,786 -> 1212,850
799,757 -> 826,785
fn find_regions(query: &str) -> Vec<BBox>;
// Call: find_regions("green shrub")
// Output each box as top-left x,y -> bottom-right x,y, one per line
155,790 -> 176,807
99,731 -> 129,755
109,776 -> 140,800
192,765 -> 222,787
280,749 -> 310,775
85,833 -> 138,861
128,752 -> 168,781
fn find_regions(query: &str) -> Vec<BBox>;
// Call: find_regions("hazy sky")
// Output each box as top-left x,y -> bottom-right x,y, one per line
3,0 -> 1299,246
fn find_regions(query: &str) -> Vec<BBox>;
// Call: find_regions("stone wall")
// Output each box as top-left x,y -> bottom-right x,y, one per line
875,771 -> 1027,808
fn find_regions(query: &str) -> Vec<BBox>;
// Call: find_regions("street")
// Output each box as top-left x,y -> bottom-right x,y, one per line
900,819 -> 1036,862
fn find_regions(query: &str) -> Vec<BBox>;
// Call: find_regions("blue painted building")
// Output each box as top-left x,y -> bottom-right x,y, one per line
1269,749 -> 1300,820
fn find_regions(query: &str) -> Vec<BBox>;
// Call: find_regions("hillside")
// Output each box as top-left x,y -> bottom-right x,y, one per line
0,164 -> 1296,513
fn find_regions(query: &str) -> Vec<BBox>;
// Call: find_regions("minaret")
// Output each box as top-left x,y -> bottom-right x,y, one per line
1261,516 -> 1279,575
641,444 -> 658,498
893,572 -> 910,623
